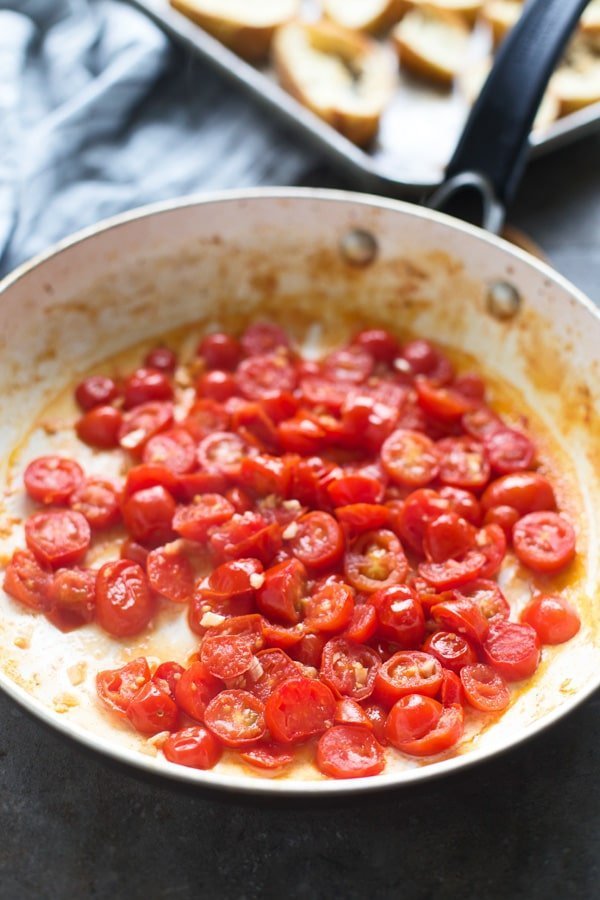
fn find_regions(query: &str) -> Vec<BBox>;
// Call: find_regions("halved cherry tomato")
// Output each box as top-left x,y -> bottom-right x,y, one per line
239,742 -> 294,770
399,339 -> 438,376
418,551 -> 485,590
353,329 -> 399,363
483,504 -> 520,540
431,595 -> 489,645
437,437 -> 490,491
416,379 -> 474,421
335,503 -> 390,535
256,558 -> 306,625
123,367 -> 173,409
344,529 -> 407,594
236,353 -> 297,401
239,454 -> 291,497
423,512 -> 476,562
49,567 -> 96,626
122,485 -> 176,546
198,332 -> 241,370
342,603 -> 378,644
521,594 -> 581,645
75,375 -> 119,411
153,661 -> 185,699
362,703 -> 388,745
455,579 -> 510,621
241,322 -> 289,357
120,538 -> 149,569
70,478 -> 120,529
513,511 -> 576,573
374,651 -> 443,707
328,474 -> 384,507
119,401 -> 173,453
460,664 -> 510,712
24,456 -> 83,505
334,698 -> 372,728
394,489 -> 448,555
390,703 -> 463,756
182,399 -> 229,442
123,464 -> 179,499
322,346 -> 374,384
381,429 -> 439,487
145,346 -> 177,373
143,428 -> 197,474
197,431 -> 250,478
288,511 -> 344,572
204,689 -> 266,747
3,549 -> 52,611
453,372 -> 486,402
438,486 -> 482,525
423,630 -> 477,673
485,428 -> 535,475
77,405 -> 122,448
146,545 -> 194,603
95,560 -> 154,637
96,657 -> 151,716
172,493 -> 234,542
317,725 -> 384,779
340,393 -> 399,451
462,406 -> 504,441
174,662 -> 222,721
209,513 -> 282,565
265,677 -> 336,743
475,523 -> 507,579
163,725 -> 222,769
25,509 -> 91,569
320,638 -> 381,701
127,681 -> 179,735
231,401 -> 281,450
289,633 -> 326,668
208,558 -> 264,599
369,585 -> 425,648
483,621 -> 541,681
481,472 -> 556,515
384,694 -> 442,747
241,648 -> 302,702
197,370 -> 238,403
200,634 -> 254,680
304,581 -> 354,633
439,669 -> 464,706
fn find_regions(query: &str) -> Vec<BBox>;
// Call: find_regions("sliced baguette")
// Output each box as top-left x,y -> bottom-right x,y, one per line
480,1 -> 522,46
323,0 -> 410,35
460,57 -> 559,131
169,0 -> 299,61
551,35 -> 600,115
273,20 -> 396,146
404,0 -> 483,27
392,6 -> 470,86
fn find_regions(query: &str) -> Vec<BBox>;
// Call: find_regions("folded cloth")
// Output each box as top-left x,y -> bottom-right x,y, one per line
0,0 -> 315,277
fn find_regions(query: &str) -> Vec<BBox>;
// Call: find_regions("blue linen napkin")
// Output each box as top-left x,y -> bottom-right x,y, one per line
0,0 -> 314,277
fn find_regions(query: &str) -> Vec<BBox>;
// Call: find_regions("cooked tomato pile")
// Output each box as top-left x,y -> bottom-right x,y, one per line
3,323 -> 582,779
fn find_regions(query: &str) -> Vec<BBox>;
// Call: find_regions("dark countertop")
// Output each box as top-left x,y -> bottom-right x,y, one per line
1,73 -> 599,900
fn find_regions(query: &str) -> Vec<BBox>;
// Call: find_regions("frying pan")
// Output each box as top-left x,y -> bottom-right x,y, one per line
0,0 -> 598,796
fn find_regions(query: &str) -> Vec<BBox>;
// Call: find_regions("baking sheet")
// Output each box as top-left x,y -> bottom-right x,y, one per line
127,0 -> 600,194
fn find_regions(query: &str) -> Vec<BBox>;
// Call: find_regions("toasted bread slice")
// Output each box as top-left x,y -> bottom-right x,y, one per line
323,0 -> 409,35
480,1 -> 522,46
392,6 -> 470,86
405,1 -> 483,27
169,0 -> 299,61
552,35 -> 600,115
273,21 -> 396,146
460,57 -> 559,131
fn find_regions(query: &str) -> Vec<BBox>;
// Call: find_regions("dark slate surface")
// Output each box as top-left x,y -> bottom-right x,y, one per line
1,50 -> 599,900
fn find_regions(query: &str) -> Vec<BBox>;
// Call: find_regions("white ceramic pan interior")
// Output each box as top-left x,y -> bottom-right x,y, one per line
0,189 -> 598,795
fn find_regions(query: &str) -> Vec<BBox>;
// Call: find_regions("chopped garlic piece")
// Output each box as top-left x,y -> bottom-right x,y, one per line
200,611 -> 226,628
250,572 -> 265,589
282,522 -> 299,540
282,499 -> 301,511
67,661 -> 87,686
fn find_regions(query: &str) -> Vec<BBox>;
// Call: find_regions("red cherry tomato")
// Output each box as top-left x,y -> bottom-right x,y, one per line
200,634 -> 255,680
399,339 -> 439,375
197,370 -> 238,402
335,503 -> 390,535
182,399 -> 229,442
416,379 -> 474,421
362,703 -> 388,745
241,322 -> 289,357
172,493 -> 234,542
390,703 -> 463,756
521,594 -> 581,645
123,367 -> 173,409
3,549 -> 52,611
240,648 -> 302,702
25,509 -> 91,568
453,372 -> 486,402
513,511 -> 576,573
423,512 -> 476,562
239,454 -> 292,497
197,431 -> 250,478
374,651 -> 443,707
95,560 -> 154,637
342,603 -> 378,643
146,545 -> 194,603
144,346 -> 177,373
153,661 -> 185,699
455,579 -> 510,622
236,353 -> 297,401
334,698 -> 372,728
384,694 -> 442,748
198,332 -> 241,370
122,485 -> 176,546
304,581 -> 354,633
423,630 -> 477,673
328,474 -> 384,507
460,664 -> 510,712
439,669 -> 464,706
418,550 -> 485,591
163,726 -> 222,770
340,393 -> 399,451
462,406 -> 504,440
142,428 -> 197,474
75,375 -> 119,411
394,489 -> 449,555
316,725 -> 384,779
96,657 -> 151,716
77,405 -> 123,448
483,504 -> 520,540
278,415 -> 328,455
256,558 -> 306,625
70,478 -> 120,529
438,486 -> 482,525
204,690 -> 266,748
24,456 -> 83,505
120,538 -> 149,569
265,677 -> 336,743
49,567 -> 96,626
369,585 -> 425,648
209,513 -> 282,565
481,472 -> 556,515
485,428 -> 535,475
353,329 -> 399,363
322,346 -> 374,384
483,621 -> 541,681
320,638 -> 381,701
288,511 -> 344,572
344,529 -> 407,594
127,681 -> 179,735
431,595 -> 489,645
239,742 -> 294,770
174,661 -> 222,721
436,437 -> 490,491
123,464 -> 179,499
119,401 -> 173,453
381,429 -> 439,487
289,633 -> 326,669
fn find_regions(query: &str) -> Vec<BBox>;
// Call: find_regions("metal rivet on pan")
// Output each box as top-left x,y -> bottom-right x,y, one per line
339,229 -> 378,267
486,281 -> 522,320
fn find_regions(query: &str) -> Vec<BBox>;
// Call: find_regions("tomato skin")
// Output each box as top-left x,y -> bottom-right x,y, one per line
25,509 -> 91,569
122,486 -> 176,547
182,399 -> 229,443
316,725 -> 385,779
390,703 -> 463,756
455,579 -> 510,622
342,603 -> 378,644
462,406 -> 503,441
241,322 -> 289,357
163,726 -> 222,770
174,661 -> 223,722
119,401 -> 174,453
384,694 -> 443,747
144,346 -> 177,373
416,379 -> 474,421
204,689 -> 266,748
201,634 -> 255,680
394,489 -> 449,555
288,511 -> 344,572
334,698 -> 372,728
481,472 -> 556,515
77,405 -> 123,449
485,428 -> 535,475
423,631 -> 477,673
207,558 -> 264,598
75,375 -> 119,411
24,456 -> 83,505
513,511 -> 576,573
423,512 -> 476,563
256,558 -> 306,625
418,551 -> 485,591
369,585 -> 425,648
123,367 -> 173,409
198,332 -> 241,370
344,529 -> 407,594
96,657 -> 151,717
483,621 -> 541,681
431,595 -> 490,645
436,437 -> 490,491
239,742 -> 294,770
320,638 -> 381,701
120,538 -> 149,569
265,677 -> 336,743
70,478 -> 120,530
400,340 -> 439,376
322,345 -> 374,384
209,514 -> 282,566
196,370 -> 238,402
49,567 -> 96,626
381,429 -> 439,488
142,428 -> 197,475
239,454 -> 291,497
475,523 -> 507,579
153,661 -> 185,699
289,633 -> 326,668
127,681 -> 179,735
353,329 -> 399,363
483,504 -> 519,540
374,651 -> 443,707
328,474 -> 384,507
438,486 -> 482,526
521,594 -> 581,645
362,703 -> 388,745
335,503 -> 390,535
304,581 -> 355,633
95,560 -> 154,637
460,664 -> 510,712
3,549 -> 52,611
172,493 -> 234,543
439,669 -> 464,706
146,545 -> 194,603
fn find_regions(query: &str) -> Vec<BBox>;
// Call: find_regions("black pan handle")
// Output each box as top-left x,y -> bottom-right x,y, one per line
428,0 -> 591,232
